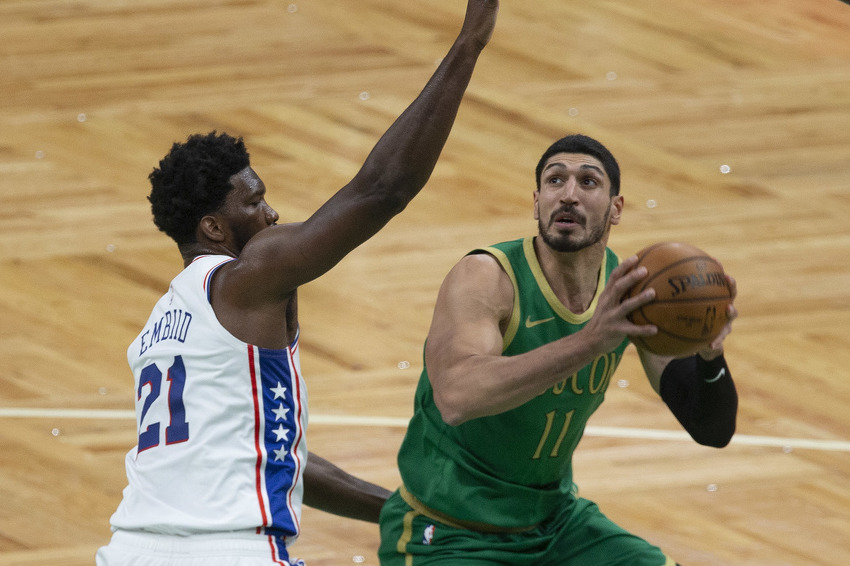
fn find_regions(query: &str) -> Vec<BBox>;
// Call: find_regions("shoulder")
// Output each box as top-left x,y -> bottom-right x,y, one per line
465,238 -> 528,273
438,252 -> 514,320
469,237 -> 526,260
451,251 -> 511,286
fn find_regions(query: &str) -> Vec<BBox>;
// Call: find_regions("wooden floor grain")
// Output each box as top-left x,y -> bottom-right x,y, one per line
1,1 -> 849,564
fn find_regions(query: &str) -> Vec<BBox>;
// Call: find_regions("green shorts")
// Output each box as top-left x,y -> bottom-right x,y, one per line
378,488 -> 676,566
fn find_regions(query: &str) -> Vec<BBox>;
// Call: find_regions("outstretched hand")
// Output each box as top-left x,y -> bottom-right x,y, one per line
460,0 -> 499,50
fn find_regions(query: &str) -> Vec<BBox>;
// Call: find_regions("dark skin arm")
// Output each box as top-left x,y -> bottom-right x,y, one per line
188,0 -> 499,525
302,452 -> 392,523
206,0 -> 500,349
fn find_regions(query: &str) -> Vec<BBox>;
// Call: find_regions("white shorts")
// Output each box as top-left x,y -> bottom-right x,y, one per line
96,530 -> 306,566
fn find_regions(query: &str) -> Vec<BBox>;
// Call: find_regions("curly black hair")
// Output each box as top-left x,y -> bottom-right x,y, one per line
534,134 -> 621,196
148,131 -> 251,245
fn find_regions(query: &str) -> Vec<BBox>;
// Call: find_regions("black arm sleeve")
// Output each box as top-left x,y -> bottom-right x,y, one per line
659,354 -> 738,447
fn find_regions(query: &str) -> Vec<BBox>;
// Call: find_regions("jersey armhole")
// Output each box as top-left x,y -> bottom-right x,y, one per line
469,247 -> 521,352
202,257 -> 237,304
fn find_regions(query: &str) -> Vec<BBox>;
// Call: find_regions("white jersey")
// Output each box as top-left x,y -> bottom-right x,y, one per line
110,255 -> 308,556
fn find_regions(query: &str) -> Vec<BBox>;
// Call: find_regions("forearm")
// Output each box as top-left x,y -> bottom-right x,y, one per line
659,354 -> 738,447
272,16 -> 492,287
432,331 -> 608,425
302,452 -> 392,523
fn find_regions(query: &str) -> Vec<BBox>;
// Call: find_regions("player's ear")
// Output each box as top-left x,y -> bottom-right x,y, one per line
609,195 -> 624,225
198,214 -> 227,243
533,190 -> 540,220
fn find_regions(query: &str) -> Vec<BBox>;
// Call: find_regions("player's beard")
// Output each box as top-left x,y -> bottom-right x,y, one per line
538,205 -> 611,253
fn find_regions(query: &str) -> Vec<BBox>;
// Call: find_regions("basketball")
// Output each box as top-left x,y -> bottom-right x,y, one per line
625,242 -> 732,357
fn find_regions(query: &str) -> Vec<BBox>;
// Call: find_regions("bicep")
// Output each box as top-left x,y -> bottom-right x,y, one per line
235,183 -> 404,298
425,254 -> 513,391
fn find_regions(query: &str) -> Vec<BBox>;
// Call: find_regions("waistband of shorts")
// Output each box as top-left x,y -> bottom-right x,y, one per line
108,529 -> 286,554
398,485 -> 538,534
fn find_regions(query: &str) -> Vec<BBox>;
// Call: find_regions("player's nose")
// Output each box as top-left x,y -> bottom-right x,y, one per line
266,204 -> 280,225
559,177 -> 580,202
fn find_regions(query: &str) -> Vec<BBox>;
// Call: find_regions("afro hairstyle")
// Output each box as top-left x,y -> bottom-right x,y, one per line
148,131 -> 251,245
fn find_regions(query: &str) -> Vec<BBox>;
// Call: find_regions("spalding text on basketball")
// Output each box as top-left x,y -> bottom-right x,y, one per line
667,271 -> 727,297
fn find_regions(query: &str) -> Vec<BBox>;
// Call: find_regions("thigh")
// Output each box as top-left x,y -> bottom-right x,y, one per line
547,497 -> 676,566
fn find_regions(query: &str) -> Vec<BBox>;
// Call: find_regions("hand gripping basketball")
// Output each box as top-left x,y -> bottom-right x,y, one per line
624,242 -> 733,357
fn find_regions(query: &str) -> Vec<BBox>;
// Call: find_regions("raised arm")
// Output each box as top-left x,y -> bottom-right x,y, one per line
237,0 -> 499,297
427,253 -> 657,425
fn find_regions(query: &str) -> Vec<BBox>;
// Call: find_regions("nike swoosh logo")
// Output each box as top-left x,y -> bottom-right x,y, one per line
704,367 -> 726,383
525,316 -> 555,328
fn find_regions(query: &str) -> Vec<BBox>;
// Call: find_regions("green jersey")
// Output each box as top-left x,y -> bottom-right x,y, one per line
397,237 -> 629,529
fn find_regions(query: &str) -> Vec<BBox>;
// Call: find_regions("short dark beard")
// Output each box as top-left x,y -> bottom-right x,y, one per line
538,205 -> 611,252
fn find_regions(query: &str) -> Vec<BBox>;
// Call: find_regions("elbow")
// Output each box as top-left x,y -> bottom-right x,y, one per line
432,389 -> 471,427
375,183 -> 410,216
691,418 -> 737,448
355,182 -> 409,218
701,392 -> 739,448
697,432 -> 734,449
356,166 -> 420,217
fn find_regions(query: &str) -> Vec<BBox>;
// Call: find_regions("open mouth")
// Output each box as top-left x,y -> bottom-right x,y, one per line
552,210 -> 584,227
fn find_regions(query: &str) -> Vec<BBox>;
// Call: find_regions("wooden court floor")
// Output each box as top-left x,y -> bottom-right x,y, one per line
1,1 -> 849,564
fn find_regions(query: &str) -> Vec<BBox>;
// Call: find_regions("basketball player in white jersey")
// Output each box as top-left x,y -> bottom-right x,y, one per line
96,2 -> 499,564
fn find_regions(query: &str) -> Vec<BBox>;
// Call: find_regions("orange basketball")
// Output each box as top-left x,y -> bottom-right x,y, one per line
625,242 -> 732,357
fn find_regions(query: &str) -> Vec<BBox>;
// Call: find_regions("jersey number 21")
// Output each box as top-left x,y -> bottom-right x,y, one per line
137,355 -> 190,452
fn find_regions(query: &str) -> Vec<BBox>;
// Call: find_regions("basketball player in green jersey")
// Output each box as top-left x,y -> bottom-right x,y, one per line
378,134 -> 739,566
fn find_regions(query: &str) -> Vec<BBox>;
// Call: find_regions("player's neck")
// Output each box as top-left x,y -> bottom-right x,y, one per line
534,237 -> 606,314
179,242 -> 238,267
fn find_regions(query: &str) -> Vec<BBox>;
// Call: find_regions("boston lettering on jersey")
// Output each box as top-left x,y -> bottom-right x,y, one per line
545,351 -> 621,397
138,309 -> 194,356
